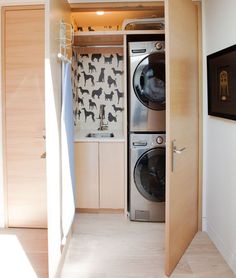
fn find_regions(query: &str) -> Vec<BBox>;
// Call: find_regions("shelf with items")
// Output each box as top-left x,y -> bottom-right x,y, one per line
73,30 -> 165,47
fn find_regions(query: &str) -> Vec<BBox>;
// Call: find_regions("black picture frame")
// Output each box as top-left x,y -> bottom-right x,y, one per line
207,45 -> 236,120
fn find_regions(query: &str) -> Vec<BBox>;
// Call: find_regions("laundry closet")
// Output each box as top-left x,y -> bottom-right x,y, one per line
45,1 -> 201,276
71,8 -> 167,215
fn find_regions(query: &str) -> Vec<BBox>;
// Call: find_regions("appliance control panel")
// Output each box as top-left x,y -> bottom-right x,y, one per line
130,133 -> 166,149
156,136 -> 164,145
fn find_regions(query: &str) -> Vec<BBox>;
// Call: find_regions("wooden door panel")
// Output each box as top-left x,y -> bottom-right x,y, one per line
4,7 -> 46,228
165,0 -> 199,275
75,142 -> 99,209
100,142 -> 125,209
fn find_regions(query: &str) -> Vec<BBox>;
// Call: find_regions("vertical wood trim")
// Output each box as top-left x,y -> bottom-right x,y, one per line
123,34 -> 128,216
1,7 -> 8,227
195,1 -> 203,231
165,0 -> 171,273
98,143 -> 101,208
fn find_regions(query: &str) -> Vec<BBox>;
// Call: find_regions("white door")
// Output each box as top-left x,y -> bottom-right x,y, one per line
45,0 -> 72,276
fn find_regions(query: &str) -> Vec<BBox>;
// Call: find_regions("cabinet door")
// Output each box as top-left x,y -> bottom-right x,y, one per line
75,142 -> 99,209
4,6 -> 46,228
165,0 -> 199,275
99,142 -> 125,209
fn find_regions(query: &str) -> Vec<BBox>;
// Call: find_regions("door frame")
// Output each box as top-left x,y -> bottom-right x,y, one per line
1,4 -> 45,228
196,0 -> 203,231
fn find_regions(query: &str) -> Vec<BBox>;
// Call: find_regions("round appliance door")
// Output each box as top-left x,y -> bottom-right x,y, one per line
134,147 -> 165,202
133,52 -> 165,110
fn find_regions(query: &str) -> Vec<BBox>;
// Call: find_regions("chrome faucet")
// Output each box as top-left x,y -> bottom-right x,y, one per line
98,104 -> 108,131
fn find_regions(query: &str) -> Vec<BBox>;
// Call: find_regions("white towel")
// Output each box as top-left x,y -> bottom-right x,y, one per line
61,62 -> 75,241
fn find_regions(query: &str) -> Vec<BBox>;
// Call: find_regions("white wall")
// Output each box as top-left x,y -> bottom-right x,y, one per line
202,0 -> 236,274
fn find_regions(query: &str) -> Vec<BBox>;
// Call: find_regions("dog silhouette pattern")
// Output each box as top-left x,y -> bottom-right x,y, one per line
89,99 -> 97,110
92,87 -> 103,99
81,71 -> 95,86
97,68 -> 105,83
82,108 -> 95,122
104,54 -> 114,64
88,62 -> 96,73
78,86 -> 89,95
107,76 -> 117,88
105,91 -> 114,101
72,50 -> 124,128
91,54 -> 102,62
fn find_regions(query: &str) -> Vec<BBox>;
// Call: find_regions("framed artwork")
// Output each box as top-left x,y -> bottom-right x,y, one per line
207,45 -> 236,120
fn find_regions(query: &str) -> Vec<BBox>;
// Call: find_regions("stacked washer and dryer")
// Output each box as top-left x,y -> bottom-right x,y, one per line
128,39 -> 166,222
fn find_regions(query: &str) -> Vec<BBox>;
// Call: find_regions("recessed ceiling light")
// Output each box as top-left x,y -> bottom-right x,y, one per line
96,11 -> 105,16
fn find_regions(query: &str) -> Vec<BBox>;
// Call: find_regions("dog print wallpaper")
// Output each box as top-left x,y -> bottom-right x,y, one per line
72,49 -> 124,132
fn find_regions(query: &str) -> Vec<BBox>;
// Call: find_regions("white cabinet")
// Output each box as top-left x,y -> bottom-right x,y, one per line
75,142 -> 125,210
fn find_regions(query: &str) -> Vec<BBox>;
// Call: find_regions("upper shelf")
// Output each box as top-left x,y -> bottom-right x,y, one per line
73,30 -> 165,47
74,30 -> 165,36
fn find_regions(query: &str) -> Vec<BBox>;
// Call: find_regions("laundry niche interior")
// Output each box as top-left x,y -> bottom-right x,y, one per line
71,8 -> 165,136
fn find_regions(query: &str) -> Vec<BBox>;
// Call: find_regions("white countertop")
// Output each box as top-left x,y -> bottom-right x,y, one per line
74,130 -> 125,143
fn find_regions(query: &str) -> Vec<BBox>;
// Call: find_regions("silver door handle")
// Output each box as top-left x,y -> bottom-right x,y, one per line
172,140 -> 186,172
173,146 -> 186,154
41,152 -> 46,159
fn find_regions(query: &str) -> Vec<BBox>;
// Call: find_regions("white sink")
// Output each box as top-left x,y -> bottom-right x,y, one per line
86,132 -> 114,138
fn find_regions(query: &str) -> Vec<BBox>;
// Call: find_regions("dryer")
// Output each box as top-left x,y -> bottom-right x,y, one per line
128,41 -> 165,132
129,133 -> 165,222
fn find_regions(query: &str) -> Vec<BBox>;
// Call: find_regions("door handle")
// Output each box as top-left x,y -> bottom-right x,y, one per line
172,140 -> 186,172
133,141 -> 147,147
173,146 -> 186,154
41,152 -> 46,159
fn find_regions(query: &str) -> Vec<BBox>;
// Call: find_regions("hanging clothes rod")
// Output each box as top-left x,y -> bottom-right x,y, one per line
72,45 -> 124,48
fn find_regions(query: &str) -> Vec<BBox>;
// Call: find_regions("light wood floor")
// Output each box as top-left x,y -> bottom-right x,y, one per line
61,213 -> 235,278
0,228 -> 48,278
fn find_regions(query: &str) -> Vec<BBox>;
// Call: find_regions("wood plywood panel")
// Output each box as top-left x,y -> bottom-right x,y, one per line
4,7 -> 46,228
71,1 -> 164,12
165,0 -> 199,275
75,142 -> 99,209
99,142 -> 125,209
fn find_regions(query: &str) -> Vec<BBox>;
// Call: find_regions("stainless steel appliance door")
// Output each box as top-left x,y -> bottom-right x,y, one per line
132,147 -> 165,202
129,52 -> 166,132
133,52 -> 165,110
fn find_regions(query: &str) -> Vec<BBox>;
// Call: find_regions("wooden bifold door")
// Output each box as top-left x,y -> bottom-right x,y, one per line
3,5 -> 47,228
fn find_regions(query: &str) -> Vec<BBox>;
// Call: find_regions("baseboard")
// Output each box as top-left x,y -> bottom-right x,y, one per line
207,221 -> 236,274
76,208 -> 124,214
55,222 -> 73,278
202,217 -> 207,231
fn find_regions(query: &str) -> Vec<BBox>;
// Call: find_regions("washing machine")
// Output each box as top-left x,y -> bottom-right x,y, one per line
129,133 -> 165,222
128,40 -> 165,132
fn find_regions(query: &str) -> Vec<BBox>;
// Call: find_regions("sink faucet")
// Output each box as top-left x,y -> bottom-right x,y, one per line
98,104 -> 108,131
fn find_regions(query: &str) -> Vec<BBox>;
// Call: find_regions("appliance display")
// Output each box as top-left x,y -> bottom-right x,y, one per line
129,133 -> 165,222
128,40 -> 166,132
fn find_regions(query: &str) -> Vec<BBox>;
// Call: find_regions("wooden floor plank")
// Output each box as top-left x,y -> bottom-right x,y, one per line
61,213 -> 235,278
0,228 -> 48,278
